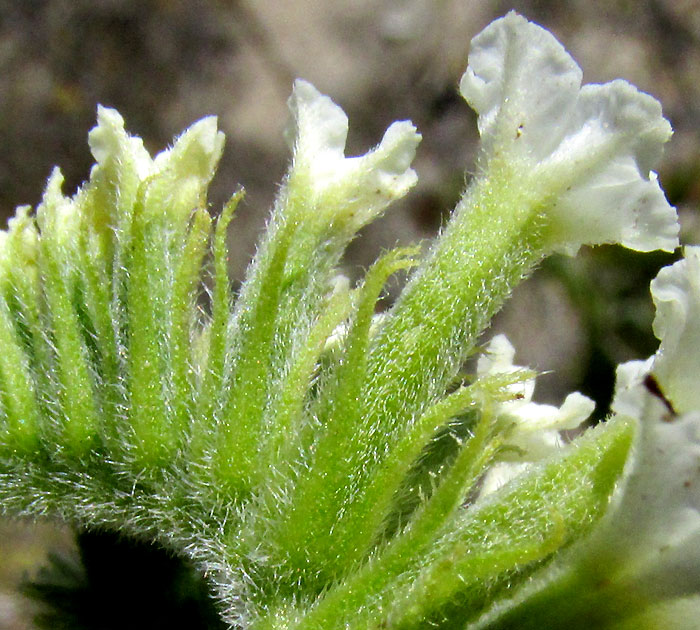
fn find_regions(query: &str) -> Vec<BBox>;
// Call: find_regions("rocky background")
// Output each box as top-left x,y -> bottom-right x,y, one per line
0,1 -> 698,627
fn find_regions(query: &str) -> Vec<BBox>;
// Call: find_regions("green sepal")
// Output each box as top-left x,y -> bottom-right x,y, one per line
269,247 -> 419,580
191,189 -> 243,461
37,171 -> 100,456
266,414 -> 634,630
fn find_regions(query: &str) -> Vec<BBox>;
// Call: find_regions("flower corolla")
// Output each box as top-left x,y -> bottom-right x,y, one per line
284,80 -> 421,232
460,11 -> 678,255
477,334 -> 594,495
603,249 -> 700,601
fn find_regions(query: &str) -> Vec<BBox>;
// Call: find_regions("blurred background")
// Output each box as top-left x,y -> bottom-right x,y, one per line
0,0 -> 698,627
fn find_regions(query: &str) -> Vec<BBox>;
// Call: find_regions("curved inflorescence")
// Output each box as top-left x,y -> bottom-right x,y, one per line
1,12 -> 698,630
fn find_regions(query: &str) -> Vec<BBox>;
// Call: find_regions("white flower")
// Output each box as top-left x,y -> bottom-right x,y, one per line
86,105 -> 224,225
88,106 -> 153,180
89,105 -> 225,189
612,246 -> 700,416
477,334 -> 594,495
471,249 -> 700,626
608,357 -> 655,421
284,79 -> 421,232
580,247 -> 700,609
596,407 -> 700,603
459,12 -> 678,255
648,247 -> 700,414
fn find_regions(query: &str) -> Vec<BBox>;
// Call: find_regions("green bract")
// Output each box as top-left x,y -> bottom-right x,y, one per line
1,11 -> 696,630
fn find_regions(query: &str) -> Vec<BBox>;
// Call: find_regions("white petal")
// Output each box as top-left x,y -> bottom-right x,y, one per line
649,247 -> 700,413
144,116 -> 225,222
603,248 -> 700,599
152,115 -> 225,183
544,80 -> 677,254
480,390 -> 595,498
476,334 -> 516,374
477,334 -> 594,481
551,162 -> 678,255
88,106 -> 153,179
85,106 -> 225,230
284,80 -> 420,231
612,249 -> 700,418
548,80 -> 671,179
460,12 -> 678,255
477,334 -> 533,402
611,358 -> 655,419
459,12 -> 581,162
528,392 -> 595,432
355,120 -> 420,202
285,79 -> 349,181
500,393 -> 594,462
593,409 -> 700,599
